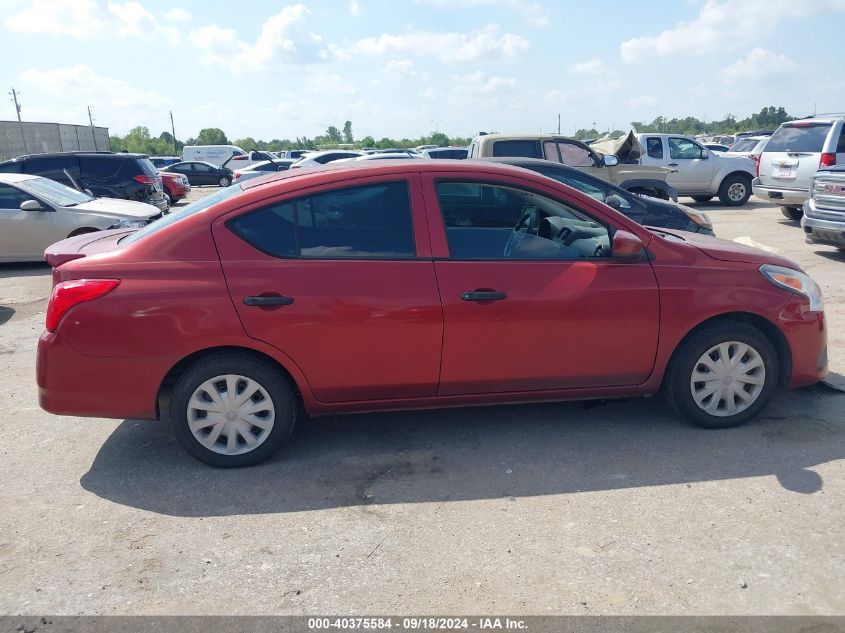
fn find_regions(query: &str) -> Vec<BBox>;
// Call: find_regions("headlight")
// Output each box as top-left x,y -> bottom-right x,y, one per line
760,264 -> 824,312
677,203 -> 712,229
108,219 -> 148,229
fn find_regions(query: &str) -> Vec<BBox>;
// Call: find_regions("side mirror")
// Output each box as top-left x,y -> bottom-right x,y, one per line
605,194 -> 625,210
603,155 -> 619,167
612,230 -> 645,260
20,199 -> 43,211
699,150 -> 709,159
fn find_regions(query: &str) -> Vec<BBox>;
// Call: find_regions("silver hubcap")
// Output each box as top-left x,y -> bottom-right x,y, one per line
187,374 -> 275,455
690,341 -> 766,417
728,182 -> 746,201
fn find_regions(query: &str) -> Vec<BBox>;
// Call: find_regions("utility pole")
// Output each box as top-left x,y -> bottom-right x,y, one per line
169,110 -> 177,155
10,87 -> 27,153
87,105 -> 98,150
557,113 -> 561,135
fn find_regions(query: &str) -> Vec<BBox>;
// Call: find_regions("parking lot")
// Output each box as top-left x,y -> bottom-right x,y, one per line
0,190 -> 843,615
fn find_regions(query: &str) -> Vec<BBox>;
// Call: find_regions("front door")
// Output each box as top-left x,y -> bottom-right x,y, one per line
0,184 -> 56,261
422,174 -> 660,395
212,174 -> 443,403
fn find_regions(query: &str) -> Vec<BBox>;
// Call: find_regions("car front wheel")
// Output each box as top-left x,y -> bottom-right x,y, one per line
219,176 -> 231,187
664,322 -> 778,429
169,353 -> 297,467
717,174 -> 751,206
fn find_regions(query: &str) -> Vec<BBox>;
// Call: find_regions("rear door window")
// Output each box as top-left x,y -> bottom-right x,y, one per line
23,156 -> 81,183
646,138 -> 663,159
764,124 -> 832,153
491,140 -> 541,159
229,181 -> 415,259
80,157 -> 121,179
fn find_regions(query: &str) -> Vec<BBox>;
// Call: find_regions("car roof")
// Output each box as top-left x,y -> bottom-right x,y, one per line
473,133 -> 579,142
242,158 -> 546,191
1,151 -> 147,162
784,116 -> 844,125
0,173 -> 38,184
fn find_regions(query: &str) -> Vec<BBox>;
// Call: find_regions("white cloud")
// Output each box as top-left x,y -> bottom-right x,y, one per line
382,59 -> 427,80
415,0 -> 549,27
721,48 -> 796,81
164,7 -> 191,21
305,74 -> 357,95
4,0 -> 103,38
567,59 -> 607,75
545,79 -> 621,106
18,64 -> 169,133
107,1 -> 156,37
349,0 -> 363,16
352,25 -> 529,63
621,0 -> 845,63
452,71 -> 516,96
630,95 -> 658,109
189,5 -> 326,72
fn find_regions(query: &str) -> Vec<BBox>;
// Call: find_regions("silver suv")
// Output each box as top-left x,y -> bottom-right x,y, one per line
802,165 -> 845,250
752,116 -> 845,220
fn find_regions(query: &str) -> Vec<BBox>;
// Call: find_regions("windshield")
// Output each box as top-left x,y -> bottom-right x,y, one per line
765,123 -> 831,153
22,177 -> 92,207
729,138 -> 757,153
121,184 -> 243,245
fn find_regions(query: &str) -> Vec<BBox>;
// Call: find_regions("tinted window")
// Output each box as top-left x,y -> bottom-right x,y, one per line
729,138 -> 758,153
668,138 -> 704,160
23,156 -> 81,183
557,141 -> 594,167
436,181 -> 610,260
765,124 -> 832,153
646,138 -> 663,159
491,140 -> 541,159
0,161 -> 23,174
230,181 -> 415,259
80,156 -> 121,179
0,184 -> 32,209
136,158 -> 158,176
837,126 -> 845,153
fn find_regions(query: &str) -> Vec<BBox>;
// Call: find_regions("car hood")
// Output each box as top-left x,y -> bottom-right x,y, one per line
66,197 -> 160,219
656,229 -> 799,268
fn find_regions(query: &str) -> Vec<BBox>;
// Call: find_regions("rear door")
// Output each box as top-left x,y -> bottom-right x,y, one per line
759,122 -> 833,189
211,173 -> 443,403
22,155 -> 80,187
421,172 -> 660,395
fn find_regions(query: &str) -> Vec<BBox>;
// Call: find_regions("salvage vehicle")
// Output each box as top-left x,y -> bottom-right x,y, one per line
635,134 -> 756,206
468,133 -> 676,201
38,161 -> 827,467
753,116 -> 845,220
478,157 -> 710,234
802,164 -> 845,250
159,170 -> 190,207
0,173 -> 160,262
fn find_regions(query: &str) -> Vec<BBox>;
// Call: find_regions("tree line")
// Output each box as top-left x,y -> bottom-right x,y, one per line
109,106 -> 797,156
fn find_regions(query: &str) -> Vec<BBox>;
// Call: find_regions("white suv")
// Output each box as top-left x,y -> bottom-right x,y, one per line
752,116 -> 845,220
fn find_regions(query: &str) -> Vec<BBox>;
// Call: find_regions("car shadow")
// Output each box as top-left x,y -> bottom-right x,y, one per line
0,262 -> 51,278
814,249 -> 845,262
80,385 -> 845,517
0,306 -> 14,326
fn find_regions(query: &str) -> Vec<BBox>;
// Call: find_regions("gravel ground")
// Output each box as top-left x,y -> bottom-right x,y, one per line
0,190 -> 843,616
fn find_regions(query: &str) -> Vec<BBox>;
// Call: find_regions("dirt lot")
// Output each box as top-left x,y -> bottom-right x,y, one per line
0,190 -> 843,615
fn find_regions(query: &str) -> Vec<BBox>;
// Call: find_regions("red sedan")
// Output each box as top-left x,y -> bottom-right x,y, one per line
38,161 -> 827,467
159,170 -> 190,207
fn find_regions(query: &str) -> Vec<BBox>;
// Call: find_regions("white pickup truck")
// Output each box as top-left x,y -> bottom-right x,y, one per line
634,133 -> 756,206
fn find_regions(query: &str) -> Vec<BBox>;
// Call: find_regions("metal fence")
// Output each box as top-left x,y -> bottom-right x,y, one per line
0,121 -> 111,161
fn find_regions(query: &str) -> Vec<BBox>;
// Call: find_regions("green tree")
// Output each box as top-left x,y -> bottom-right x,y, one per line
196,128 -> 228,145
234,137 -> 258,150
428,131 -> 449,146
342,120 -> 354,144
325,125 -> 343,143
360,135 -> 375,147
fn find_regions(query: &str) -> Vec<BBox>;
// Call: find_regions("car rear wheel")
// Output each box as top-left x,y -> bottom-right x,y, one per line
717,174 -> 751,206
218,176 -> 231,187
691,195 -> 713,203
780,205 -> 803,221
169,353 -> 297,467
664,322 -> 778,429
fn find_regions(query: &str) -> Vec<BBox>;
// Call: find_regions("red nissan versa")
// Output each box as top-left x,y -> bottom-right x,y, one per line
37,161 -> 827,467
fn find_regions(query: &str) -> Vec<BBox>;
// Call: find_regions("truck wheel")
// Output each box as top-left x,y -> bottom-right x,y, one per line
717,174 -> 751,206
664,321 -> 778,429
780,206 -> 803,221
691,195 -> 713,203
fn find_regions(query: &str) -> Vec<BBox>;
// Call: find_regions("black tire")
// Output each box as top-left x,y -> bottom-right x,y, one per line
717,174 -> 751,206
218,176 -> 231,187
664,321 -> 779,429
169,352 -> 297,467
164,193 -> 172,207
691,195 -> 713,203
780,206 -> 803,221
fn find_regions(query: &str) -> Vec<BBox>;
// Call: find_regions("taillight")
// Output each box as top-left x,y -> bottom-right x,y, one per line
820,152 -> 836,168
46,279 -> 120,332
755,154 -> 761,178
234,172 -> 241,178
133,174 -> 160,184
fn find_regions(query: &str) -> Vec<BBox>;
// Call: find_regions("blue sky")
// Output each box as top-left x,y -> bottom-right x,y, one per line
3,0 -> 844,141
